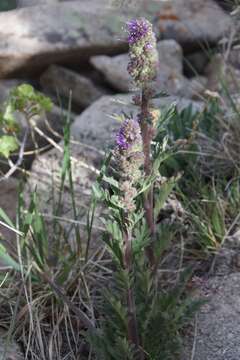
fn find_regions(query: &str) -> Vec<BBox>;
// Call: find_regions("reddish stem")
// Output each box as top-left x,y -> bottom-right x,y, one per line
140,88 -> 156,267
123,227 -> 144,359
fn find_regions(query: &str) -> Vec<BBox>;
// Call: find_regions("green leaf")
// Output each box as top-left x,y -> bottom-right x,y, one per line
154,176 -> 178,220
16,84 -> 34,98
0,208 -> 15,229
0,243 -> 20,271
0,135 -> 18,158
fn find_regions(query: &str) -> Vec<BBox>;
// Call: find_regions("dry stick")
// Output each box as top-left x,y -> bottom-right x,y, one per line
140,88 -> 156,268
123,226 -> 144,359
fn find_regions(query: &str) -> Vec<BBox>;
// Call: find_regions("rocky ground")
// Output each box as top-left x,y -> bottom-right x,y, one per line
0,0 -> 239,359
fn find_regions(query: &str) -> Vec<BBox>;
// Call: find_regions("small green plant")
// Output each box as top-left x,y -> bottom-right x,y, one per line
0,84 -> 52,159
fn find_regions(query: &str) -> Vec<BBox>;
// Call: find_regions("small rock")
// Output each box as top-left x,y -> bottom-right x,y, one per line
183,273 -> 240,360
71,94 -> 204,150
40,65 -> 105,109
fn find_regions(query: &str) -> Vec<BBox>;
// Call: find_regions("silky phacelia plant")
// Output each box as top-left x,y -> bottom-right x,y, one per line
115,119 -> 144,212
89,18 -> 201,360
127,18 -> 159,86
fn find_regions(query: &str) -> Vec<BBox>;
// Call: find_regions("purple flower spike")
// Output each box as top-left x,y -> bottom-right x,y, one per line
126,18 -> 159,86
127,18 -> 150,45
114,118 -> 144,212
116,131 -> 129,150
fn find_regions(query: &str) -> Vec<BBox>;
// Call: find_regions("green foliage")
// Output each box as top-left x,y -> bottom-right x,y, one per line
0,135 -> 18,157
88,262 -> 202,359
9,84 -> 52,114
180,178 -> 226,251
86,111 -> 202,359
0,84 -> 53,159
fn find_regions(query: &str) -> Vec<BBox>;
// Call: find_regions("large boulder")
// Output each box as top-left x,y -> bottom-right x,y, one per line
0,0 -> 232,77
71,94 -> 204,149
40,65 -> 105,109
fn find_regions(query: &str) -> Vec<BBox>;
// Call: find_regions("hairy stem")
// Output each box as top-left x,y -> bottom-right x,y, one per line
123,227 -> 144,359
140,88 -> 156,267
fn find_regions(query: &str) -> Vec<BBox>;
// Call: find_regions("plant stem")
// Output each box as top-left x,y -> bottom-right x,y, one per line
123,227 -> 144,359
140,88 -> 156,267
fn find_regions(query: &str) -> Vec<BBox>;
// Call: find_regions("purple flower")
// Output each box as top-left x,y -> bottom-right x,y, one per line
116,119 -> 141,151
114,118 -> 144,212
116,131 -> 129,150
127,19 -> 150,45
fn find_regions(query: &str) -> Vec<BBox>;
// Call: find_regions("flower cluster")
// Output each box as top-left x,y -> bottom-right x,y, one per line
115,118 -> 144,212
127,18 -> 159,86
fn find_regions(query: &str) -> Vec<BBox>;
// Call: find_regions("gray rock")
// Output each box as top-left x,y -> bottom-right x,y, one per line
184,273 -> 240,360
90,40 -> 185,94
0,0 -> 232,77
91,41 -> 208,98
40,64 -> 104,109
155,0 -> 232,51
0,80 -> 23,104
0,1 -> 127,77
71,94 -> 204,149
